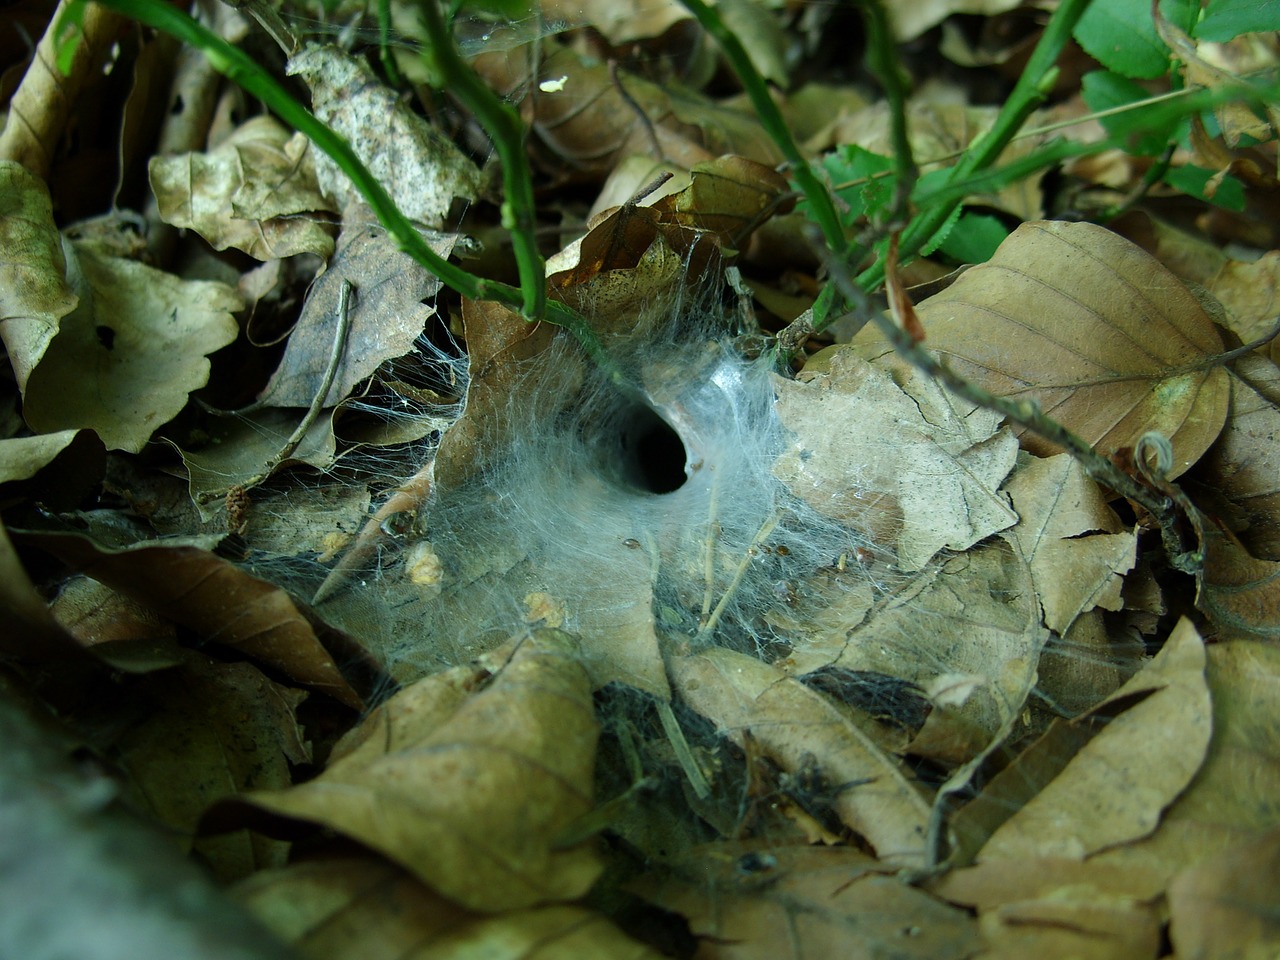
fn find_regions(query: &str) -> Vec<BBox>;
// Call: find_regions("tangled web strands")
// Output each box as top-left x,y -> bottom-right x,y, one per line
312,268 -> 903,695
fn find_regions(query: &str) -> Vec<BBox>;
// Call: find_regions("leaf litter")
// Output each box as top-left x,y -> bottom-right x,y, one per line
2,1 -> 1280,958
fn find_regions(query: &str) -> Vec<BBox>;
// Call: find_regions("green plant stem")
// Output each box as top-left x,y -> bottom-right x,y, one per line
856,0 -> 916,225
412,0 -> 545,321
850,0 -> 1093,299
677,0 -> 847,258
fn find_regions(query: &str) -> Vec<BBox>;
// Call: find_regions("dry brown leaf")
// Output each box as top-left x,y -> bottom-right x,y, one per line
0,161 -> 79,392
1003,453 -> 1137,634
21,243 -> 242,453
222,630 -> 602,911
774,347 -> 1018,571
148,115 -> 336,261
856,220 -> 1231,477
1083,640 -> 1280,891
20,532 -> 364,710
973,898 -> 1160,960
1114,211 -> 1280,350
1167,827 -> 1280,960
0,521 -> 86,661
108,652 -> 307,883
287,45 -> 480,226
236,856 -> 662,960
256,225 -> 452,408
634,844 -> 980,959
1194,353 -> 1280,560
1194,518 -> 1280,641
669,647 -> 933,867
471,41 -> 780,177
978,618 -> 1211,861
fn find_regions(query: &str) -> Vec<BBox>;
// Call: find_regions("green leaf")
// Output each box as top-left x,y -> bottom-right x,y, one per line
1196,0 -> 1280,42
1073,0 -> 1196,79
919,200 -> 964,258
822,145 -> 895,228
53,0 -> 86,76
1165,164 -> 1246,211
1081,70 -> 1185,155
938,212 -> 1010,265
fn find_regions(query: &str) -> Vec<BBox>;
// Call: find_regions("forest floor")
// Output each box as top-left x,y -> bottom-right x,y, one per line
2,0 -> 1280,957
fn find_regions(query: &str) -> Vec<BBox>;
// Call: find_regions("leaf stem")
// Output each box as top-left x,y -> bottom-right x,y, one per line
411,0 -> 546,320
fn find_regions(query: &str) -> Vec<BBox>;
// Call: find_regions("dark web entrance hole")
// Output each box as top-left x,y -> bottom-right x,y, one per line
618,402 -> 689,494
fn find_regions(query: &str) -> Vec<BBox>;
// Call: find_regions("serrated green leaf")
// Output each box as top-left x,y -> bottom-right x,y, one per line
1165,165 -> 1246,211
920,202 -> 965,258
1081,70 -> 1185,155
938,212 -> 1010,265
1196,0 -> 1280,42
1074,0 -> 1195,79
822,145 -> 895,228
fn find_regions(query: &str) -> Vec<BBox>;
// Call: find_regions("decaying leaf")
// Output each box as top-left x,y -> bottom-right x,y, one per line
1003,453 -> 1137,635
148,115 -> 336,261
775,346 -> 1019,571
1167,826 -> 1280,960
174,409 -> 338,512
670,646 -> 933,867
884,0 -> 1025,42
979,618 -> 1211,861
20,531 -> 364,710
256,225 -> 454,408
857,220 -> 1231,477
219,630 -> 602,911
0,161 -> 79,391
107,652 -> 308,883
236,856 -> 663,960
287,44 -> 480,226
1194,353 -> 1280,560
635,844 -> 981,959
21,243 -> 241,453
1193,517 -> 1280,641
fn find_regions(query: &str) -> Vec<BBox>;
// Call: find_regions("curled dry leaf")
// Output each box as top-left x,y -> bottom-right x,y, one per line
236,856 -> 663,960
221,629 -> 602,911
148,115 -> 336,261
1045,639 -> 1280,918
287,45 -> 480,227
775,346 -> 1019,571
669,646 -> 933,867
884,0 -> 1025,42
634,844 -> 980,960
856,220 -> 1231,477
21,243 -> 241,453
0,521 -> 86,661
21,531 -> 364,710
1003,453 -> 1137,635
0,161 -> 79,391
979,618 -> 1212,862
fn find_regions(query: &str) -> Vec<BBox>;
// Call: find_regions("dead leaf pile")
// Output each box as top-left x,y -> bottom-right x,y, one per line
2,1 -> 1280,958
